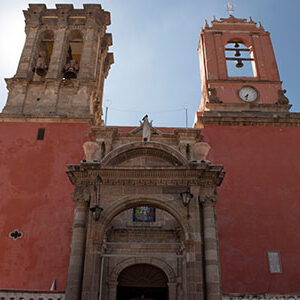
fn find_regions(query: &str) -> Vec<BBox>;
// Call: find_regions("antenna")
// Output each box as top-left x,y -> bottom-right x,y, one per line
226,2 -> 235,16
184,102 -> 188,128
104,99 -> 111,127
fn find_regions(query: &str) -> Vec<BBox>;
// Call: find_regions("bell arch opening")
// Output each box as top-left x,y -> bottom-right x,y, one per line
117,264 -> 168,300
225,40 -> 257,77
63,29 -> 83,79
33,30 -> 54,78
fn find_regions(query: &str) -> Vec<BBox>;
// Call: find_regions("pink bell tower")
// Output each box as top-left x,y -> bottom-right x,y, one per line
195,15 -> 290,126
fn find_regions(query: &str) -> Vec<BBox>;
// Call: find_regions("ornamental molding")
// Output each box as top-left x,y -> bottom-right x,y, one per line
9,229 -> 24,240
222,296 -> 300,300
67,167 -> 225,188
0,291 -> 65,300
197,112 -> 300,127
199,195 -> 217,204
101,141 -> 189,167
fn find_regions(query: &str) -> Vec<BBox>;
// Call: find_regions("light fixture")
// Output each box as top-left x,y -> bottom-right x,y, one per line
90,205 -> 103,221
180,189 -> 193,207
180,188 -> 193,218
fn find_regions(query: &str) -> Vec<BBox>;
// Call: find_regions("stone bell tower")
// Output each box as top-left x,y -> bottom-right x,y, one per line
2,4 -> 113,124
194,15 -> 291,126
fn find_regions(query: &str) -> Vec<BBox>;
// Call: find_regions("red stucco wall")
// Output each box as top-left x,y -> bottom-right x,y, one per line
1,122 -> 299,294
202,125 -> 300,294
0,122 -> 90,291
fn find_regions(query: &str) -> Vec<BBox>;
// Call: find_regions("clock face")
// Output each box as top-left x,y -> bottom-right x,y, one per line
238,86 -> 258,102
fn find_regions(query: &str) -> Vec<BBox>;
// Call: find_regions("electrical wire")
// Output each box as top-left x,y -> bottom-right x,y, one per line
107,107 -> 186,114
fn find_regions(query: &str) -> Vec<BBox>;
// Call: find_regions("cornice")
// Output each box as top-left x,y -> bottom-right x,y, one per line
196,111 -> 300,127
66,163 -> 225,188
0,114 -> 92,123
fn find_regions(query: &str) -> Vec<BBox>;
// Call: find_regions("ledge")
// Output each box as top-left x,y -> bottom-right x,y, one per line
195,111 -> 300,127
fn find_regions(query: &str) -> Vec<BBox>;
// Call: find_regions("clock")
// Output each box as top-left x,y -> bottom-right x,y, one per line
238,86 -> 259,102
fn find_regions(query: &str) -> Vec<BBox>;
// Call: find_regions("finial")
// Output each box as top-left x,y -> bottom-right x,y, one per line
204,19 -> 209,28
258,22 -> 264,30
212,15 -> 217,21
249,16 -> 253,22
226,2 -> 235,16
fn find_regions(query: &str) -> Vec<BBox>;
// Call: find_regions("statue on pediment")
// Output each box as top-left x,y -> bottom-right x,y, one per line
140,115 -> 152,142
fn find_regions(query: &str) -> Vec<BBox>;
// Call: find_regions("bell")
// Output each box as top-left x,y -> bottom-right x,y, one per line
234,42 -> 239,48
234,49 -> 241,57
36,67 -> 47,77
236,59 -> 244,68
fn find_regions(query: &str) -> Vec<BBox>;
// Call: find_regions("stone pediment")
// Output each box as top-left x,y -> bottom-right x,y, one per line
129,125 -> 163,137
101,142 -> 188,167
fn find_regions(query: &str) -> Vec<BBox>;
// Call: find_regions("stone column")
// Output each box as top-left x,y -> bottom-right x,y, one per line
168,282 -> 177,300
184,186 -> 204,300
46,5 -> 72,79
15,27 -> 39,78
15,4 -> 46,78
200,193 -> 221,300
65,186 -> 90,300
108,280 -> 118,300
81,179 -> 103,300
78,26 -> 99,80
46,28 -> 68,79
81,238 -> 102,300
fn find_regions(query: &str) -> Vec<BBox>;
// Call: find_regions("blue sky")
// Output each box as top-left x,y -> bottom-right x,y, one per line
1,0 -> 299,127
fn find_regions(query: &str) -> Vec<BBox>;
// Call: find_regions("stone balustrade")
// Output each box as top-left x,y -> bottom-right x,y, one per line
223,296 -> 300,300
0,290 -> 65,300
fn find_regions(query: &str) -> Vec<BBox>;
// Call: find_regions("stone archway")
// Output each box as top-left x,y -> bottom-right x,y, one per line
109,258 -> 177,300
117,264 -> 168,300
103,208 -> 180,300
98,195 -> 190,244
110,257 -> 177,283
101,141 -> 189,167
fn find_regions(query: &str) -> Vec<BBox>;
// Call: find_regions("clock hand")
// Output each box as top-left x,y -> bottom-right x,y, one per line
245,94 -> 249,100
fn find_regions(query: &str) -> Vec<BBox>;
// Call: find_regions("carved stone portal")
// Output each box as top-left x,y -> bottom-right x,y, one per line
66,135 -> 224,300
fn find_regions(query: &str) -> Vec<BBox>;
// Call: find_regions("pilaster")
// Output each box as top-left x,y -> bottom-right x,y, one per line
46,28 -> 68,79
65,185 -> 90,300
15,27 -> 39,79
200,191 -> 221,300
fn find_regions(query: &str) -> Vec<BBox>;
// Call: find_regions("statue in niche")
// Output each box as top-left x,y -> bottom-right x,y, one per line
63,46 -> 79,79
207,88 -> 222,104
140,115 -> 152,142
35,49 -> 48,77
276,89 -> 289,105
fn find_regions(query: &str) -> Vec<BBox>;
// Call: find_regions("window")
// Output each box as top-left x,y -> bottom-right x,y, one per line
267,251 -> 282,273
133,206 -> 156,222
37,128 -> 45,140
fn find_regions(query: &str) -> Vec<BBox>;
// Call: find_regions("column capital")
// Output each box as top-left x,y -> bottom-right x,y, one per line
199,195 -> 217,205
72,184 -> 91,203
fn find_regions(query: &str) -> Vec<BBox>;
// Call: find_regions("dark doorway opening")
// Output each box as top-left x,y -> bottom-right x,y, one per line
117,286 -> 168,300
117,264 -> 168,300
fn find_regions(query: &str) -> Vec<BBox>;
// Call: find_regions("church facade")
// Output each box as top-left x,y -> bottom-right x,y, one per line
0,4 -> 300,300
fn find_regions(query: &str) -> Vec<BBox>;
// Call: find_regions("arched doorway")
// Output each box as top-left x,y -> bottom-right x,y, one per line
117,264 -> 168,300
